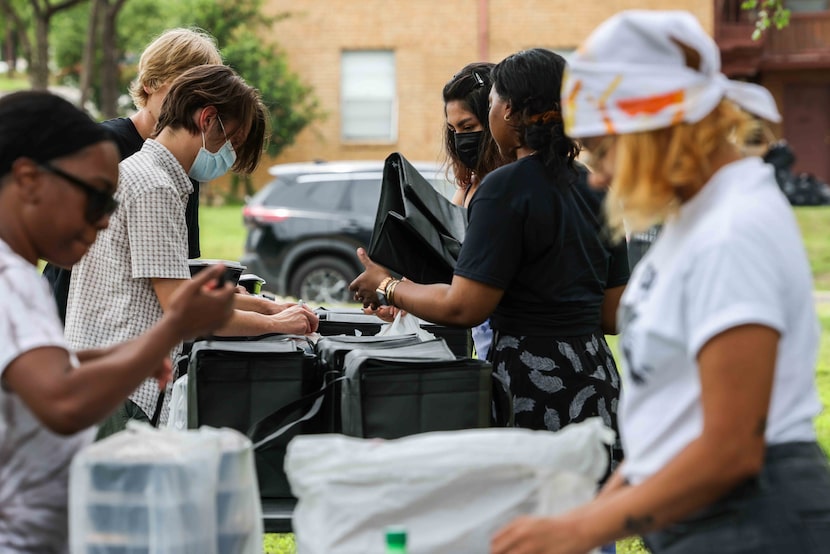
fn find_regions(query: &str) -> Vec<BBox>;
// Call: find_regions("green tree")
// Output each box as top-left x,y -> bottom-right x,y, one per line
223,30 -> 323,198
741,0 -> 791,40
50,0 -> 321,198
1,0 -> 86,89
0,0 -> 34,79
163,0 -> 323,198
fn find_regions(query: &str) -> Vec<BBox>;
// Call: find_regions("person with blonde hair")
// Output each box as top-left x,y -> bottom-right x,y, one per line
491,10 -> 830,554
42,27 -> 223,322
128,27 -> 223,113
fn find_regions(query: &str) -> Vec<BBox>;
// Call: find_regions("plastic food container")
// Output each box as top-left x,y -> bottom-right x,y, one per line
188,259 -> 246,287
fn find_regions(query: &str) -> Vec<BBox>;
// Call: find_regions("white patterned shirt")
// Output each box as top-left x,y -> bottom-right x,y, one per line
65,140 -> 192,423
0,238 -> 94,553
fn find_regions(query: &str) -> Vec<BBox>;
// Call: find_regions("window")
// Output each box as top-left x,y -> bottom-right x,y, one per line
341,50 -> 397,141
787,0 -> 828,12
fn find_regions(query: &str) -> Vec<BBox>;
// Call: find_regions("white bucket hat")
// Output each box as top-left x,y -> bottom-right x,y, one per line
562,10 -> 781,139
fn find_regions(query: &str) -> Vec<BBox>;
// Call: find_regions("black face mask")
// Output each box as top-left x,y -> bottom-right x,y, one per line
454,131 -> 484,170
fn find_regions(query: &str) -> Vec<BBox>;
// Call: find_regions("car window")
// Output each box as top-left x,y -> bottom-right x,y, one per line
263,178 -> 292,205
348,178 -> 383,215
306,179 -> 349,211
268,175 -> 349,210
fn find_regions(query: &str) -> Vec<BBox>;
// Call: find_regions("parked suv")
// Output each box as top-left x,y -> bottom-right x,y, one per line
241,160 -> 454,303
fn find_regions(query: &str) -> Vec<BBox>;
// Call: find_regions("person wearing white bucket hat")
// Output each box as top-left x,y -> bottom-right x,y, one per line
491,10 -> 830,554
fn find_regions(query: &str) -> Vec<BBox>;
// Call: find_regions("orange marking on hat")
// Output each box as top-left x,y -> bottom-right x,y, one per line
617,90 -> 685,116
564,79 -> 582,132
598,76 -> 622,135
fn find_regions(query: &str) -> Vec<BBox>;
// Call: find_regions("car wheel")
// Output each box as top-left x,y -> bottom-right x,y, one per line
289,256 -> 356,304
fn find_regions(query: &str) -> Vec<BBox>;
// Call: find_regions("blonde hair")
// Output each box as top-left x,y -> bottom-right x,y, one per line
605,99 -> 753,240
129,28 -> 222,108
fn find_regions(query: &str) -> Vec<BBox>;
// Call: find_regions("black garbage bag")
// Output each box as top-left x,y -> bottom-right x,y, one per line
762,140 -> 796,171
761,141 -> 830,206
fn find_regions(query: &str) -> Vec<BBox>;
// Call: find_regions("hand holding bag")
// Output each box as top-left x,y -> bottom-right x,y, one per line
368,153 -> 467,284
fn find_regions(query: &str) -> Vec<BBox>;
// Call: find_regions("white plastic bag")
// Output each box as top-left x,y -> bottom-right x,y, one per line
285,418 -> 614,554
166,373 -> 188,430
69,423 -> 262,554
376,311 -> 436,341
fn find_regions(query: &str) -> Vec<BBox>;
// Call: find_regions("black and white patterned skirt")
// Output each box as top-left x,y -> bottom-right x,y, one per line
490,330 -> 623,467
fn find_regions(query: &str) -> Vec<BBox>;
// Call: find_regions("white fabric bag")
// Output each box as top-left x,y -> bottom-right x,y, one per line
285,417 -> 614,554
166,373 -> 188,430
69,423 -> 263,554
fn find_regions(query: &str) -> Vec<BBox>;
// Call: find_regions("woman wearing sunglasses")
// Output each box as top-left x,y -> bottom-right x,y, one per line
0,90 -> 236,553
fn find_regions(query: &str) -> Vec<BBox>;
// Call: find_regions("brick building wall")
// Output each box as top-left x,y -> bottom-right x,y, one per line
216,1 -> 713,193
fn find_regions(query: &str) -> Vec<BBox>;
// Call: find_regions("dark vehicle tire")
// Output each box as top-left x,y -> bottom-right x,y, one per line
289,256 -> 356,304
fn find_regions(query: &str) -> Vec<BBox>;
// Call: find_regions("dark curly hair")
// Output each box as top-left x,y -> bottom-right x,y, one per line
490,48 -> 579,177
442,62 -> 506,188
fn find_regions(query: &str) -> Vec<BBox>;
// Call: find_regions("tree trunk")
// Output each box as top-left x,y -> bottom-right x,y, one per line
3,19 -> 13,77
28,0 -> 93,90
31,13 -> 49,89
0,0 -> 33,78
99,0 -> 127,118
79,0 -> 102,109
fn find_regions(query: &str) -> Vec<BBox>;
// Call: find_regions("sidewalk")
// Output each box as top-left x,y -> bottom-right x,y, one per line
816,291 -> 830,305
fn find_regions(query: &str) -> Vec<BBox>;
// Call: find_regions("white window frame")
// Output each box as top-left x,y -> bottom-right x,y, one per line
340,50 -> 397,142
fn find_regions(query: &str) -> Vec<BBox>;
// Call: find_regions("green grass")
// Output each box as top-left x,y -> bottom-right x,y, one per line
199,204 -> 247,261
795,207 -> 830,290
0,73 -> 29,92
197,205 -> 829,554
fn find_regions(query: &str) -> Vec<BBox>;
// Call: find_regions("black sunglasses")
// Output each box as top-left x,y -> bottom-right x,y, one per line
38,162 -> 118,224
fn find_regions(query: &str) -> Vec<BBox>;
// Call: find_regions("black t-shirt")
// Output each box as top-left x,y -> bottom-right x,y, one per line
454,155 -> 629,336
42,117 -> 202,323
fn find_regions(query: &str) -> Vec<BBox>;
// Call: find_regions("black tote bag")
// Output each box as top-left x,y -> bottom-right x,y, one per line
368,152 -> 467,284
187,338 -> 324,500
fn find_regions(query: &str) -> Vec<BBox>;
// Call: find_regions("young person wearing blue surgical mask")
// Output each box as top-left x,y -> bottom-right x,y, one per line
66,65 -> 318,438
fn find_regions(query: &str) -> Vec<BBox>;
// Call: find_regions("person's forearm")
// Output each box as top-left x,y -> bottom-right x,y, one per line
564,435 -> 763,549
233,293 -> 281,315
392,281 -> 486,327
595,465 -> 628,500
212,308 -> 279,337
51,316 -> 184,431
75,343 -> 120,362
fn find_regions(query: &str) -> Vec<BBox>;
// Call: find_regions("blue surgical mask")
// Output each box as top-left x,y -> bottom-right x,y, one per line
189,116 -> 237,182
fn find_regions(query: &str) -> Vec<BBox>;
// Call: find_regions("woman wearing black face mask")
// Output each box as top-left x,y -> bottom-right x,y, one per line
438,63 -> 508,359
443,62 -> 507,208
368,63 -> 508,358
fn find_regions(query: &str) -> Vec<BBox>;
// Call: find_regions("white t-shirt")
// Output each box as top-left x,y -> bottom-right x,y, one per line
0,239 -> 94,553
618,157 -> 821,485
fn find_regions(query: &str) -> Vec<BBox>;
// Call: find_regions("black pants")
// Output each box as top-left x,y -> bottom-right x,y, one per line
644,442 -> 830,554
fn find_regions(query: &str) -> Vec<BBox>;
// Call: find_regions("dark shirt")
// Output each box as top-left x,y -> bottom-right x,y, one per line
454,155 -> 629,336
42,117 -> 201,323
